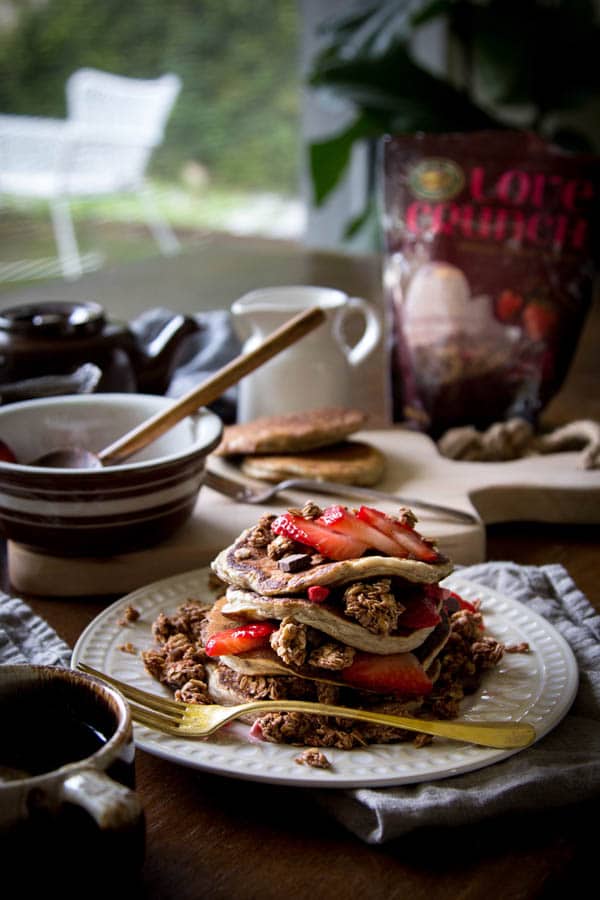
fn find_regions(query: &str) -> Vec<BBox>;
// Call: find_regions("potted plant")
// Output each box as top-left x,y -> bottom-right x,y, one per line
307,0 -> 600,244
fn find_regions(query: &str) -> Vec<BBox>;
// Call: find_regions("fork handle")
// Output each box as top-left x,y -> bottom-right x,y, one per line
184,700 -> 536,749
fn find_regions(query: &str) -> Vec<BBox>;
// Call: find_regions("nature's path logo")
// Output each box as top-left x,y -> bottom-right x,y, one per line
408,158 -> 465,200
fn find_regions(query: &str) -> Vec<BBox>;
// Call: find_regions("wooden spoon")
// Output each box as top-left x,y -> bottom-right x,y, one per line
34,306 -> 325,468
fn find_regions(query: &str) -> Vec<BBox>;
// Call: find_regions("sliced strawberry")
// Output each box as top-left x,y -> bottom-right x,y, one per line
272,512 -> 367,561
396,593 -> 441,629
341,651 -> 433,696
205,623 -> 276,657
356,506 -> 439,563
307,585 -> 330,603
318,505 -> 404,557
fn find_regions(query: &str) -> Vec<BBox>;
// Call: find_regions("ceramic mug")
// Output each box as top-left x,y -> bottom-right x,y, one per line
0,664 -> 144,885
231,285 -> 382,421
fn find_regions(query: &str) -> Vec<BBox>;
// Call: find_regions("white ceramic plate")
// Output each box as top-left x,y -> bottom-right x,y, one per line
72,569 -> 578,788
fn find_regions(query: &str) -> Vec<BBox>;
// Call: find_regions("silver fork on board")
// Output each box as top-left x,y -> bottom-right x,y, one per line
203,469 -> 478,525
77,663 -> 535,749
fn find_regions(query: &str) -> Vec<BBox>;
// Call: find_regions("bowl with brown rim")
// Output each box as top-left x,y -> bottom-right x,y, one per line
0,393 -> 222,556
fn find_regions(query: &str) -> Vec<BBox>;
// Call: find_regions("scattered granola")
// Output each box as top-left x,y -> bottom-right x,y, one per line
295,748 -> 332,769
175,677 -> 210,705
117,605 -> 140,627
117,642 -> 137,655
141,601 -> 209,695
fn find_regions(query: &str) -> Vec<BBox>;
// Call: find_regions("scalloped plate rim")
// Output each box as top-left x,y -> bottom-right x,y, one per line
71,568 -> 579,789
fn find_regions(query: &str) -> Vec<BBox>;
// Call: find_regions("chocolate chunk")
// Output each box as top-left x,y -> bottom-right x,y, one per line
278,553 -> 312,573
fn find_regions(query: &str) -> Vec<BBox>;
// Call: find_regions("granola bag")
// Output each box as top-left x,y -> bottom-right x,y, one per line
382,131 -> 599,436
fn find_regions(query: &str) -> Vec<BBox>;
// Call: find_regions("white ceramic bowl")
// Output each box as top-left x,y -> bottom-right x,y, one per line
0,394 -> 222,556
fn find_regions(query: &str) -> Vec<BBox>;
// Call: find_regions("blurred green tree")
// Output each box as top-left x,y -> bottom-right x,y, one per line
0,0 -> 300,192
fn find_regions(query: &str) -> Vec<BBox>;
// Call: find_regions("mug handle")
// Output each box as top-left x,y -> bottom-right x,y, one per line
58,767 -> 144,833
333,296 -> 381,367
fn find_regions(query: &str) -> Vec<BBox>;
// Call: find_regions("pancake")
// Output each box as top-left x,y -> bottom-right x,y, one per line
221,587 -> 440,654
213,407 -> 366,456
203,596 -> 450,693
216,613 -> 451,680
239,440 -> 385,487
211,517 -> 452,597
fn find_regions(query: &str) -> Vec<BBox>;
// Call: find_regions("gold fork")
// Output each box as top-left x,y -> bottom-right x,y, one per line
77,663 -> 536,749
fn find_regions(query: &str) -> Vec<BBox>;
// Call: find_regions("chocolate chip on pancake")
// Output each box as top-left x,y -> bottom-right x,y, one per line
213,407 -> 366,456
239,439 -> 385,487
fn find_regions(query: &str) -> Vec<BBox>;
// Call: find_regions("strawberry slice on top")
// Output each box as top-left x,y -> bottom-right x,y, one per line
318,504 -> 403,557
272,512 -> 368,561
356,506 -> 439,563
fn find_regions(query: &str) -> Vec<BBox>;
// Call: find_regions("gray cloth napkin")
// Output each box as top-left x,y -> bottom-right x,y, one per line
0,593 -> 71,667
318,561 -> 600,843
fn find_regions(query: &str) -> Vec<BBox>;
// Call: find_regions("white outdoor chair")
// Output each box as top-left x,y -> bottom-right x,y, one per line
0,68 -> 182,280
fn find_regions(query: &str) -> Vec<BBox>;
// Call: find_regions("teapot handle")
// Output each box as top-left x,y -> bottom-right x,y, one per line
333,296 -> 381,367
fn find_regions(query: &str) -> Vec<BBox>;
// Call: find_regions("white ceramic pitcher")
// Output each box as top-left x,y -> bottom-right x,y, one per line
232,285 -> 381,422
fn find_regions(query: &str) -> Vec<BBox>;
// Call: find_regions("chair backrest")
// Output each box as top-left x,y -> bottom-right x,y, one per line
66,68 -> 181,147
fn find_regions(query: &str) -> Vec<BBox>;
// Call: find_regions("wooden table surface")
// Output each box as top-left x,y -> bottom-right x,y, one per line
2,236 -> 599,898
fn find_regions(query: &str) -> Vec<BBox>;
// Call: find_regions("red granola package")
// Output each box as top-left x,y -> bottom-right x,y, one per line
382,131 -> 599,436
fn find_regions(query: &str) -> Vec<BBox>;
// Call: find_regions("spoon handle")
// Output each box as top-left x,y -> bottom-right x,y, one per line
98,306 -> 326,464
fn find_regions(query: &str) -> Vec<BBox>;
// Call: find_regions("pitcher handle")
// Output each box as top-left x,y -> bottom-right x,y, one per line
333,296 -> 381,367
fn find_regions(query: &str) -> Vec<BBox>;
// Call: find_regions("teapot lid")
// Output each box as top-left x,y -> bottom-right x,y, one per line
0,301 -> 105,338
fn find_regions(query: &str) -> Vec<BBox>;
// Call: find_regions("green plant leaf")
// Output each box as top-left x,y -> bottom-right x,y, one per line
309,114 -> 381,205
315,1 -> 421,59
310,38 -> 500,130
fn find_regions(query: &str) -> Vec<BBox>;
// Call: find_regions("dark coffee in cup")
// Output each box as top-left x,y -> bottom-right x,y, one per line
0,665 -> 144,891
1,678 -> 112,780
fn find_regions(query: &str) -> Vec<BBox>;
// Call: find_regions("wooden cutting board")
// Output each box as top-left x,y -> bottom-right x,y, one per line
8,428 -> 599,597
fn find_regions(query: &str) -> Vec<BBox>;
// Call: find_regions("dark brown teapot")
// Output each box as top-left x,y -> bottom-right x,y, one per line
0,300 -> 200,396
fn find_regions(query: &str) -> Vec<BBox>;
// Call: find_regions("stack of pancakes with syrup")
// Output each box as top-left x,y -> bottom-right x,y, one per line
212,407 -> 386,486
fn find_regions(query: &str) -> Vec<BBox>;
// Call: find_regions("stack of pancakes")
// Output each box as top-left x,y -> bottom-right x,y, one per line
212,406 -> 386,486
140,500 -> 507,750
203,503 -> 460,739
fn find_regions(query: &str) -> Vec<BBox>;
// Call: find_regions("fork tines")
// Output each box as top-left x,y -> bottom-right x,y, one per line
77,662 -> 182,713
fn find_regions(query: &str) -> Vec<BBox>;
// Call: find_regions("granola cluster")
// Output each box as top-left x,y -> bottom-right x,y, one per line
267,617 -> 354,671
141,600 -> 211,704
343,578 -> 400,635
